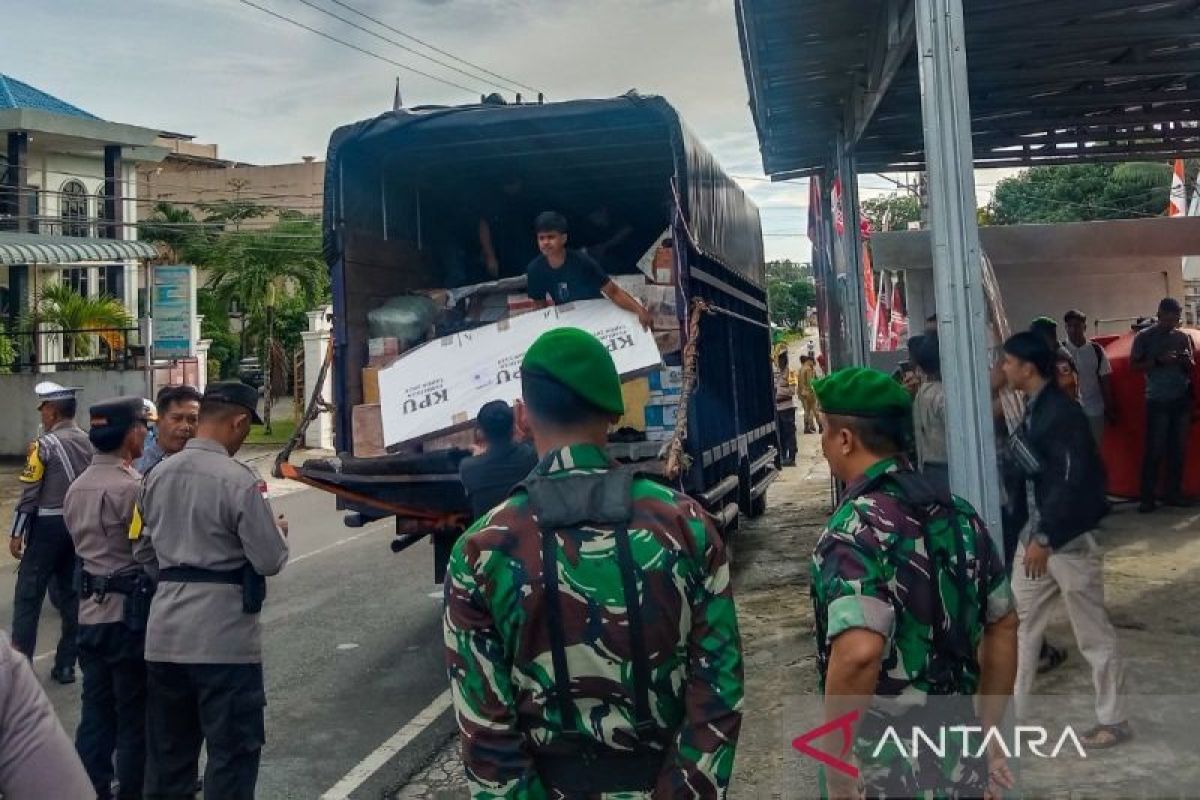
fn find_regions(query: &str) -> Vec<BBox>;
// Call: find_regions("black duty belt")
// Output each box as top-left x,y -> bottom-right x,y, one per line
80,570 -> 141,598
159,566 -> 243,585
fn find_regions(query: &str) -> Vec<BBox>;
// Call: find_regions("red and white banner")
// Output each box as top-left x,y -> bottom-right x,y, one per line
1169,159 -> 1187,217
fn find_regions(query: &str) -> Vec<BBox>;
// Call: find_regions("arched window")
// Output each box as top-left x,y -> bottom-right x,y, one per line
60,180 -> 89,238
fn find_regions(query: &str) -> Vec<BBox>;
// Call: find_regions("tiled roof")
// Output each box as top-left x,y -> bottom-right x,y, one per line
0,74 -> 100,120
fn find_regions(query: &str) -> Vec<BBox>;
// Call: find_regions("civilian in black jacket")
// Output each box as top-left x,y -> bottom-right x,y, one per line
459,401 -> 538,522
1001,332 -> 1131,750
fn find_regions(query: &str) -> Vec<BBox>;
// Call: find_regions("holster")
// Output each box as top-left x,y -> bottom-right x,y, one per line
80,568 -> 156,632
159,564 -> 267,614
242,564 -> 267,614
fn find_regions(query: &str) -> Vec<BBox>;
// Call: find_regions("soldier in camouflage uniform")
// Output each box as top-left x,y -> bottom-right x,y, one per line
444,327 -> 744,799
808,367 -> 1019,799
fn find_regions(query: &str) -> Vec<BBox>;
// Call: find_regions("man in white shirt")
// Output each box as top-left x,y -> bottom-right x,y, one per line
1061,310 -> 1115,447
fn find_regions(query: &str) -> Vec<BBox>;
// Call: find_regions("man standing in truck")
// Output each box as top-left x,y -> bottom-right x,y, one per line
525,211 -> 655,329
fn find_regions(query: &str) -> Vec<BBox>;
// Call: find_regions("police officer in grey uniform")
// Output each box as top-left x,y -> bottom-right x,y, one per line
133,382 -> 289,800
10,381 -> 92,684
65,397 -> 156,800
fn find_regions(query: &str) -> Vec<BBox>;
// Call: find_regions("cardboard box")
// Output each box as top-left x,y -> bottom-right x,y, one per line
616,377 -> 651,431
351,404 -> 386,458
507,294 -> 538,314
645,401 -> 678,430
377,299 -> 663,447
362,366 -> 381,405
648,366 -> 683,392
654,330 -> 682,355
368,337 -> 400,358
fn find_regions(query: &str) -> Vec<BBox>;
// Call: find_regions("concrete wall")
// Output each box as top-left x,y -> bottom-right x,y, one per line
873,217 -> 1199,337
137,159 -> 324,226
0,371 -> 150,456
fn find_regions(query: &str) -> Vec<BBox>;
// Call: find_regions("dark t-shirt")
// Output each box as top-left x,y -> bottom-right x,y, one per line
1131,325 -> 1195,401
458,442 -> 539,520
526,250 -> 612,304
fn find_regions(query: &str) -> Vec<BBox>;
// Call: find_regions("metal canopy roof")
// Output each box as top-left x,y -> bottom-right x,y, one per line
0,233 -> 157,265
737,0 -> 1200,178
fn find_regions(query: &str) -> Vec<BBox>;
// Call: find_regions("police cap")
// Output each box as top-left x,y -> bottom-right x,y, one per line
89,396 -> 154,435
203,381 -> 264,424
813,367 -> 912,418
521,327 -> 624,415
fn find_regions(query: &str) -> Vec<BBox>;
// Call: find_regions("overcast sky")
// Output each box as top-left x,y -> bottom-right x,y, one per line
7,0 -> 998,263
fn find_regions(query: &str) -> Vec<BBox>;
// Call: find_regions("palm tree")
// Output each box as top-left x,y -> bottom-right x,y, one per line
23,284 -> 133,366
205,213 -> 326,432
138,202 -> 216,264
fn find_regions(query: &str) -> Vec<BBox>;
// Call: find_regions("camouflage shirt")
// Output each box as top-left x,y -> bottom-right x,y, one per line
810,457 -> 1014,795
444,444 -> 744,799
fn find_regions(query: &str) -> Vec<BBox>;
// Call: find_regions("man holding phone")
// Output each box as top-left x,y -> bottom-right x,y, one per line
1131,297 -> 1196,512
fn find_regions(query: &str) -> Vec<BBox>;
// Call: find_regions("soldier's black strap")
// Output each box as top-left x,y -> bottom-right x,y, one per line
613,526 -> 656,743
540,528 -> 576,733
158,566 -> 243,585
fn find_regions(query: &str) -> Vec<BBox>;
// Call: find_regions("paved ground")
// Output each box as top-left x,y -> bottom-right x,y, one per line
3,431 -> 1199,798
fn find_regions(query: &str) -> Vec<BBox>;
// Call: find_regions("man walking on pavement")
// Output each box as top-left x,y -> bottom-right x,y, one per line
133,382 -> 289,799
1001,332 -> 1131,749
1062,310 -> 1115,448
775,350 -> 798,465
135,385 -> 201,475
444,328 -> 744,798
809,367 -> 1018,799
65,397 -> 156,800
797,355 -> 820,434
9,381 -> 91,684
1131,297 -> 1196,512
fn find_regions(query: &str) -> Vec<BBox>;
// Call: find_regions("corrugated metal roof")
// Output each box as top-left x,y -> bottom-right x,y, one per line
737,0 -> 1200,177
0,74 -> 100,120
0,233 -> 156,265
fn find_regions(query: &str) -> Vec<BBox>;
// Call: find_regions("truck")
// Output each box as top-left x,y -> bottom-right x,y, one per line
284,93 -> 777,579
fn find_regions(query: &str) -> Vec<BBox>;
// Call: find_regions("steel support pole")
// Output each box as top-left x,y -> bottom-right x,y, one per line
835,136 -> 870,366
914,0 -> 1002,534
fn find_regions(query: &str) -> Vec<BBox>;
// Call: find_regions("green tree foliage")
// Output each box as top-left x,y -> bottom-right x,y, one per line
22,285 -> 133,363
985,161 -> 1197,225
861,192 -> 921,232
767,260 -> 816,331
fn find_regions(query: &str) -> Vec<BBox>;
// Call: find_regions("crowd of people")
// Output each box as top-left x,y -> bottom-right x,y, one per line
0,295 -> 1192,800
6,380 -> 287,799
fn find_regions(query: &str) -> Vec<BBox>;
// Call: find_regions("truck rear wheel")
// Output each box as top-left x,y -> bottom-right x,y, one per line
748,491 -> 768,518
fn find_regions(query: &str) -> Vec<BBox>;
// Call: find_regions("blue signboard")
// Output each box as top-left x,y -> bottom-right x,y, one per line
152,265 -> 195,358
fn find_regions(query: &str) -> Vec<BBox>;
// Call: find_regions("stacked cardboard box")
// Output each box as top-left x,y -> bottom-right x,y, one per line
644,366 -> 683,442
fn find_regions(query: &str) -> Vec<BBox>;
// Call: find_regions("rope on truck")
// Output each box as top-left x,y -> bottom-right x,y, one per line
274,333 -> 335,479
665,298 -> 712,481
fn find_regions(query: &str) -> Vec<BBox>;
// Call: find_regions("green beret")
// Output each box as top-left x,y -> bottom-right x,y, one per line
521,327 -> 625,415
1030,316 -> 1058,330
813,367 -> 911,418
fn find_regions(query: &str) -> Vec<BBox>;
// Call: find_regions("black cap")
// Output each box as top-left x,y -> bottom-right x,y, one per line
203,381 -> 264,424
89,396 -> 152,435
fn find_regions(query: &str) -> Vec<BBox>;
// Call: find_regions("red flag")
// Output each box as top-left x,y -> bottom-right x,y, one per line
1169,159 -> 1187,216
889,274 -> 908,350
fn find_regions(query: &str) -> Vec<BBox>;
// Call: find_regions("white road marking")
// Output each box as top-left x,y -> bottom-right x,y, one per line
289,526 -> 389,566
321,689 -> 453,800
1171,512 -> 1200,531
336,643 -> 359,651
33,650 -> 53,663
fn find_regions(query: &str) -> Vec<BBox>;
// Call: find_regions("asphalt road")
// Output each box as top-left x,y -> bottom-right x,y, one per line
0,485 -> 457,800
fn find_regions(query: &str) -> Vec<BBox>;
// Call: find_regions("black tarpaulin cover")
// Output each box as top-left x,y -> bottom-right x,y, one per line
322,93 -> 765,288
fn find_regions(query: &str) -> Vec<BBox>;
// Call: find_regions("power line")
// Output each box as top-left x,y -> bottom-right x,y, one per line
238,0 -> 481,96
325,0 -> 540,95
292,0 -> 518,96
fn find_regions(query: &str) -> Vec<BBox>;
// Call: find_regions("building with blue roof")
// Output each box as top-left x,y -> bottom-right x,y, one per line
0,74 -> 178,385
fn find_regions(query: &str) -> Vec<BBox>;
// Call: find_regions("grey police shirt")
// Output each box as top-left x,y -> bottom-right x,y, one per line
0,632 -> 94,799
64,454 -> 142,626
134,437 -> 288,664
